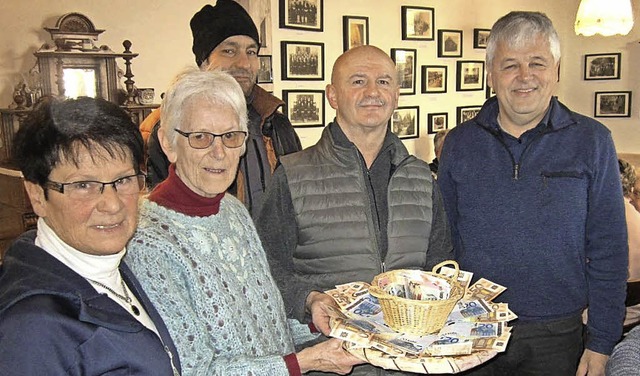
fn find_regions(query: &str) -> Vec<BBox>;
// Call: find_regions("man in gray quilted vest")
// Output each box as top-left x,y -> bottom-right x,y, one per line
255,45 -> 453,376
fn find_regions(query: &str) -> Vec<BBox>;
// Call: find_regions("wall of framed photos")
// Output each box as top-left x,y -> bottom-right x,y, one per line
0,0 -> 638,162
270,0 -> 640,161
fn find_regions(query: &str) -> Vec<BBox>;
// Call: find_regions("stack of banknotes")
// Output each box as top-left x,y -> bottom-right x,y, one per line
325,266 -> 516,360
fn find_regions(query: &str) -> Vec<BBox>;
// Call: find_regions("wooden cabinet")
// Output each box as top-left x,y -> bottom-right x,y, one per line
0,167 -> 36,259
0,13 -> 158,259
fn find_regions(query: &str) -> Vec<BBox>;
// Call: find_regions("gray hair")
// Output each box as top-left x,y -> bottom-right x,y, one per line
486,11 -> 561,68
433,129 -> 450,156
160,68 -> 248,151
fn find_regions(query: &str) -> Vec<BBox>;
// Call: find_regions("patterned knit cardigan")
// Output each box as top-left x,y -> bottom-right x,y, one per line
126,195 -> 317,375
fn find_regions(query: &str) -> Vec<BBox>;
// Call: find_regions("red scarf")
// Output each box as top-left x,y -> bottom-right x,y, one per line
148,164 -> 224,217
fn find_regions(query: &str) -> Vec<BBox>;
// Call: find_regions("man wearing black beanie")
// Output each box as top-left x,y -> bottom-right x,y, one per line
141,0 -> 301,215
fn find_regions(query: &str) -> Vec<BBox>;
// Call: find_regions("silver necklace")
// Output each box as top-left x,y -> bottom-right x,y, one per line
88,278 -> 140,316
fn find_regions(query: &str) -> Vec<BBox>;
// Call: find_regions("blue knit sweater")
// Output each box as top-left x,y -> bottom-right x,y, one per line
438,96 -> 628,355
126,196 -> 318,375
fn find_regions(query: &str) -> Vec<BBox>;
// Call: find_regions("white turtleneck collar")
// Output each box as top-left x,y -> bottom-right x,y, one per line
34,217 -> 159,335
35,217 -> 124,282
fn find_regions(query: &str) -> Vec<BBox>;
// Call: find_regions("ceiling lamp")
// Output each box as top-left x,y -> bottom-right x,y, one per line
575,0 -> 634,36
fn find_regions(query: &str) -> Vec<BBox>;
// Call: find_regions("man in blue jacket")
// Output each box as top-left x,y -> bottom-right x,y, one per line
438,11 -> 627,376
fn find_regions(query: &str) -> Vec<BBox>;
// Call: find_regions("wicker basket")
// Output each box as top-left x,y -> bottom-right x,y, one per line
369,260 -> 464,335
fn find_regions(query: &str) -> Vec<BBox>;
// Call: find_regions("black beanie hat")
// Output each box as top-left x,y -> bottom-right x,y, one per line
190,0 -> 260,67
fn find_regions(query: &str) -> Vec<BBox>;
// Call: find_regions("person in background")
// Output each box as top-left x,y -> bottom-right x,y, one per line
606,325 -> 640,375
429,129 -> 449,176
618,159 -> 640,330
0,97 -> 181,375
141,0 -> 301,215
255,45 -> 453,376
631,169 -> 640,214
438,11 -> 627,376
620,159 -> 640,281
127,68 -> 361,376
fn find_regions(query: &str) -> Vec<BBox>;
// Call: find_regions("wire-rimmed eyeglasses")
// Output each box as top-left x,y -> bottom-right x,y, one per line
175,129 -> 247,149
44,174 -> 146,201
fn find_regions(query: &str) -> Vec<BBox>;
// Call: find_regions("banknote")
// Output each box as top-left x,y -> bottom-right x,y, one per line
438,266 -> 474,290
345,294 -> 382,317
330,317 -> 374,348
472,331 -> 511,352
427,335 -> 473,356
447,299 -> 492,322
372,334 -> 425,355
327,282 -> 371,309
380,270 -> 452,301
439,321 -> 504,338
464,278 -> 506,302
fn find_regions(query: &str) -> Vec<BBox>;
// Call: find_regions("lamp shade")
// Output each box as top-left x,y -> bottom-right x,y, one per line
575,0 -> 634,36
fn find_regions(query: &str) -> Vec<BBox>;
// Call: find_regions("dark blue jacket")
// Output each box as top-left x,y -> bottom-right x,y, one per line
0,231 -> 182,375
438,96 -> 628,355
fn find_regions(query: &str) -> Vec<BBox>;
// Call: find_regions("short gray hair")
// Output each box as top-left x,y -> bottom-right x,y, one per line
486,11 -> 561,68
433,129 -> 450,155
160,68 -> 248,150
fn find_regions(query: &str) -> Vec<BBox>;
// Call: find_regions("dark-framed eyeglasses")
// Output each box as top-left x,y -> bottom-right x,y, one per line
174,129 -> 247,149
44,174 -> 146,201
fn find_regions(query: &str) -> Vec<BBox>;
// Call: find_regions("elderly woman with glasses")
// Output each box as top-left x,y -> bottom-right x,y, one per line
126,69 -> 360,376
0,97 -> 181,375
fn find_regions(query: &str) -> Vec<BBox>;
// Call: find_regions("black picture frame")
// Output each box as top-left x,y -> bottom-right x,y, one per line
421,65 -> 447,94
427,112 -> 448,134
279,0 -> 323,32
594,91 -> 632,118
389,106 -> 420,139
401,6 -> 435,41
257,55 -> 273,84
584,53 -> 621,80
473,28 -> 491,49
343,15 -> 369,51
280,41 -> 324,81
456,105 -> 482,125
437,29 -> 463,58
456,60 -> 485,91
282,89 -> 325,127
391,48 -> 416,95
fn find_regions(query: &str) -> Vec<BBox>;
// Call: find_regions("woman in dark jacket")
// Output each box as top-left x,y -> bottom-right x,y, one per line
0,97 -> 181,375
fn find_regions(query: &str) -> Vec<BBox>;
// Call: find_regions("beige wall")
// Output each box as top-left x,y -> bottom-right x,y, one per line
0,0 -> 638,162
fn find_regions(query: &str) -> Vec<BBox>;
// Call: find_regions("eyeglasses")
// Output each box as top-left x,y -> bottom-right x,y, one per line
175,129 -> 247,149
44,174 -> 146,201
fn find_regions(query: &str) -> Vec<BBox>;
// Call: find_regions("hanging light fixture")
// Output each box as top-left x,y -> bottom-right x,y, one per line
574,0 -> 634,36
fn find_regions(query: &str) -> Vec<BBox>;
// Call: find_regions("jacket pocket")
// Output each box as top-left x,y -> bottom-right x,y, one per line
539,170 -> 588,213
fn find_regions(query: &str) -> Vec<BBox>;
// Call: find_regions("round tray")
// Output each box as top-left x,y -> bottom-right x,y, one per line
345,343 -> 497,374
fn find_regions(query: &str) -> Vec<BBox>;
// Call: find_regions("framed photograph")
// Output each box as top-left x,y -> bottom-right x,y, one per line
473,28 -> 491,49
282,90 -> 325,127
438,29 -> 463,58
391,48 -> 416,95
456,105 -> 482,125
401,6 -> 435,41
343,16 -> 369,51
584,53 -> 621,80
427,112 -> 448,134
281,41 -> 324,81
279,0 -> 323,32
389,106 -> 419,139
421,65 -> 447,94
456,60 -> 485,91
257,55 -> 273,84
594,91 -> 632,118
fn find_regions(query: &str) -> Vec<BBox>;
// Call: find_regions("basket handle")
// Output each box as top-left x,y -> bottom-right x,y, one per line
432,260 -> 459,281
